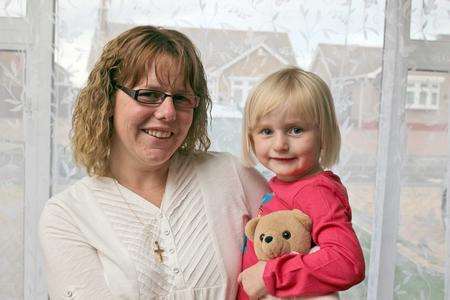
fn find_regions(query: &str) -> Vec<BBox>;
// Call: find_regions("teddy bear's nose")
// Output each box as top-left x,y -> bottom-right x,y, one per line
264,236 -> 273,243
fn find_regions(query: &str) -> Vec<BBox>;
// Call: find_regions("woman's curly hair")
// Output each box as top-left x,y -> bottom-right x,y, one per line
71,26 -> 211,176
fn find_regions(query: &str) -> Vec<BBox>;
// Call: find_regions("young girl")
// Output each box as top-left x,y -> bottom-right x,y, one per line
237,67 -> 365,299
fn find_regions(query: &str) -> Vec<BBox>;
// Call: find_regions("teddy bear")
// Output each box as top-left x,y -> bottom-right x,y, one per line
244,209 -> 339,300
245,209 -> 312,261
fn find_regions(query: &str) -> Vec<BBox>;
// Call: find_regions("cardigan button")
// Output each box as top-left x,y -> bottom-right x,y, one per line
173,268 -> 180,274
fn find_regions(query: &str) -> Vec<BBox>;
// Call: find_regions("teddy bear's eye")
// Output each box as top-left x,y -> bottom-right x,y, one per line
282,231 -> 291,240
259,234 -> 265,242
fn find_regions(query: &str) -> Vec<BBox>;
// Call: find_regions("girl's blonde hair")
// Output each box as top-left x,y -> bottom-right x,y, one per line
71,26 -> 211,176
242,66 -> 341,169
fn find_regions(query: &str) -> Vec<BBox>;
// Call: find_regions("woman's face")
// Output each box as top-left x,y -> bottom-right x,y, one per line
111,62 -> 194,171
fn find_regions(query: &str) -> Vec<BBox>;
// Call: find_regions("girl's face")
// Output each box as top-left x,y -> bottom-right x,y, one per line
251,105 -> 322,182
110,62 -> 194,172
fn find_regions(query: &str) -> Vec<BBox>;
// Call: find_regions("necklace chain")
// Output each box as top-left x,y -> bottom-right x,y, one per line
113,178 -> 147,226
113,178 -> 165,263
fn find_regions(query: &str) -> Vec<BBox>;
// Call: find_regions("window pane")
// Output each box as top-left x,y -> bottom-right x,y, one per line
0,50 -> 25,299
431,93 -> 437,105
408,73 -> 443,110
410,0 -> 450,41
56,0 -> 388,297
394,70 -> 449,298
419,91 -> 427,105
407,91 -> 415,105
52,59 -> 81,193
326,47 -> 384,299
0,0 -> 26,17
232,89 -> 243,105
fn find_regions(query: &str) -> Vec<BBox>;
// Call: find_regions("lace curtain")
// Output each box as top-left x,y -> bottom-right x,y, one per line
1,0 -> 449,299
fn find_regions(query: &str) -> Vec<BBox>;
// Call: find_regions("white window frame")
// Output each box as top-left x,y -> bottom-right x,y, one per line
406,75 -> 444,110
0,1 -> 55,299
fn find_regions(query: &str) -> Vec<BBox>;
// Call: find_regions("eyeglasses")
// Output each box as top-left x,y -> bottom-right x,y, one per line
117,85 -> 199,109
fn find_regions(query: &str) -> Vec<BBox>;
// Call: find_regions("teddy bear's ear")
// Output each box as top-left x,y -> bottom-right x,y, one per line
245,217 -> 260,241
292,209 -> 312,232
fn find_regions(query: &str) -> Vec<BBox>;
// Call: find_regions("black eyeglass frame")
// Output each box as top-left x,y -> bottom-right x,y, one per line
116,85 -> 199,109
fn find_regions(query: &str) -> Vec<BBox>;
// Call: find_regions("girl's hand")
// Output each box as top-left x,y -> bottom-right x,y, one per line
238,261 -> 268,299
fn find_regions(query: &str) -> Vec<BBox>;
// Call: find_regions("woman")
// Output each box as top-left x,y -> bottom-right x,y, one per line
39,25 -> 268,299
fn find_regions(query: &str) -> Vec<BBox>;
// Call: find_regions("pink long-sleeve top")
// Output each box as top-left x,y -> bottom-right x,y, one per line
238,171 -> 365,299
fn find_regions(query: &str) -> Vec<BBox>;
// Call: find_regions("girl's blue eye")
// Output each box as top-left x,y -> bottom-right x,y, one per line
289,127 -> 303,135
260,128 -> 273,135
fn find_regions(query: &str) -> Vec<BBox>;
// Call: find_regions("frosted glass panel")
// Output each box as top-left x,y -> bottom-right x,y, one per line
0,50 -> 25,299
410,0 -> 450,41
394,70 -> 449,298
0,0 -> 26,17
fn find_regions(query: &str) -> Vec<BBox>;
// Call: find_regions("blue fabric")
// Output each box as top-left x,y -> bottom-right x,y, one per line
261,193 -> 273,204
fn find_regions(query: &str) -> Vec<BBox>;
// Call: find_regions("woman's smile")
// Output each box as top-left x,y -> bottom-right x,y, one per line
141,127 -> 174,139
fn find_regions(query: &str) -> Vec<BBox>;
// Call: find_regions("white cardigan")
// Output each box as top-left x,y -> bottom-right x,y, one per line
39,152 -> 268,299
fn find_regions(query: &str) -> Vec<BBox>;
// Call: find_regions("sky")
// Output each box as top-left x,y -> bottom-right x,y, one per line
49,0 -> 450,87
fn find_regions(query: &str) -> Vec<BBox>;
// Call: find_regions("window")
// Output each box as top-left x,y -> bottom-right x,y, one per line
0,2 -> 54,298
396,70 -> 450,297
0,50 -> 25,300
229,76 -> 260,109
410,0 -> 450,41
2,0 -> 448,298
0,0 -> 26,17
50,1 -> 389,298
406,76 -> 444,110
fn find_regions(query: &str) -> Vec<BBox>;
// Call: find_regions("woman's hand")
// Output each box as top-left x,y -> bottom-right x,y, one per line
238,261 -> 268,299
